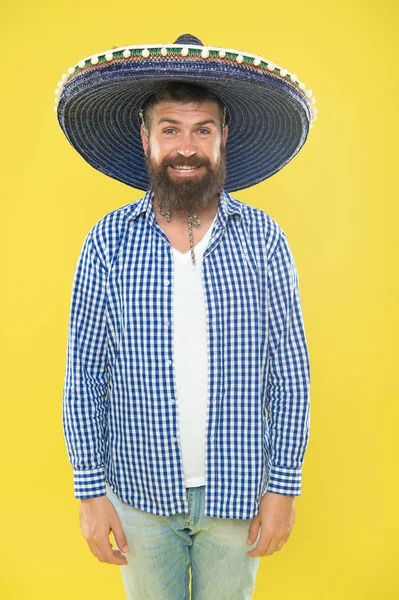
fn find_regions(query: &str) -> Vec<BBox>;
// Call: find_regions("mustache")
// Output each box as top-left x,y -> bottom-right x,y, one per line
160,155 -> 212,169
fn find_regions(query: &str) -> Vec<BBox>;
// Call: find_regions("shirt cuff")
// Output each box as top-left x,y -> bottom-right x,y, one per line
73,468 -> 106,499
266,465 -> 302,496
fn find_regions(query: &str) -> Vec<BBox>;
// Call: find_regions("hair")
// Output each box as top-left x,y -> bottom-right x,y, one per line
141,82 -> 226,131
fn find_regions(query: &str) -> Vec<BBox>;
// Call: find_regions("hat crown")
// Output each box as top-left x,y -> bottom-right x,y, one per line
173,33 -> 203,46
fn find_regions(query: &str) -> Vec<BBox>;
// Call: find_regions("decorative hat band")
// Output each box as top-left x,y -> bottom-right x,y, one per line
54,43 -> 317,127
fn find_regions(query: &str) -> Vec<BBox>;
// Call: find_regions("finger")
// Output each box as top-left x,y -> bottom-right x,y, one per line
86,542 -> 99,560
111,516 -> 130,555
265,535 -> 284,556
88,541 -> 106,563
98,536 -> 128,565
247,516 -> 261,545
112,548 -> 129,563
275,539 -> 285,551
89,542 -> 122,564
110,534 -> 129,562
247,533 -> 272,557
284,530 -> 291,544
94,543 -> 128,564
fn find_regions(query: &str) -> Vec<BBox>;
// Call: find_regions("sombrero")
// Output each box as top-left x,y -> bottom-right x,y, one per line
54,33 -> 317,192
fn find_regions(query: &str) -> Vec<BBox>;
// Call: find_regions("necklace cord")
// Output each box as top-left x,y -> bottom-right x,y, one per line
158,199 -> 201,266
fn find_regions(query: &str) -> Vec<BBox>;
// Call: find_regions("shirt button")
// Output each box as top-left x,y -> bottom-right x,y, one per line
164,280 -> 170,286
210,435 -> 215,442
166,359 -> 172,366
172,436 -> 178,442
166,320 -> 171,326
170,398 -> 175,404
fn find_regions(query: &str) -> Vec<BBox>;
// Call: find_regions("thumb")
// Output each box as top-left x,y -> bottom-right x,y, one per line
247,515 -> 261,545
111,514 -> 129,553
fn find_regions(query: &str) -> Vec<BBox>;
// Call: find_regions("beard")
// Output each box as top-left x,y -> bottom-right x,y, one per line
144,142 -> 227,215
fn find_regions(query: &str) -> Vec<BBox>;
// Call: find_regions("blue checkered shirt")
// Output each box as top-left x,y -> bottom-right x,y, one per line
62,188 -> 311,520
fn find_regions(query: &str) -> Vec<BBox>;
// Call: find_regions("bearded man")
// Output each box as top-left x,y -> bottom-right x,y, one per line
57,33 -> 315,600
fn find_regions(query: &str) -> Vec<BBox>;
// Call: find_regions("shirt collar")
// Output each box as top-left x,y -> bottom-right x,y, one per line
124,187 -> 243,225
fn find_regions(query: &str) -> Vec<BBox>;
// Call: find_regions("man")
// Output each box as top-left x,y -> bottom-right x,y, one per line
57,33 -> 315,599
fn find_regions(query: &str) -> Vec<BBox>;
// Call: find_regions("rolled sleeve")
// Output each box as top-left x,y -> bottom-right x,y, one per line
62,228 -> 109,499
265,229 -> 311,496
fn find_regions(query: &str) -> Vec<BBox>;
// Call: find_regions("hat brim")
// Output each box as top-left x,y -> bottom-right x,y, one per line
57,51 -> 312,192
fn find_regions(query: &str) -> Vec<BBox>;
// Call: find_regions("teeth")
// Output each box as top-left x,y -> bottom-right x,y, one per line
173,166 -> 197,171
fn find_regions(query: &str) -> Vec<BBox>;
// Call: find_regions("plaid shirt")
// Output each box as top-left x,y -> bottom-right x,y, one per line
62,188 -> 311,520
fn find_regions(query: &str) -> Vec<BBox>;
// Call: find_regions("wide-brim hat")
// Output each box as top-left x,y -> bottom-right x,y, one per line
54,33 -> 317,192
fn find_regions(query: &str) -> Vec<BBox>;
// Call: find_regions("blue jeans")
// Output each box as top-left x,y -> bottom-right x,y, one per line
105,482 -> 261,599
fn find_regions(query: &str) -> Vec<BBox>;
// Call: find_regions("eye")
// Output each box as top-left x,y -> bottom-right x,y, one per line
163,128 -> 177,135
197,128 -> 211,135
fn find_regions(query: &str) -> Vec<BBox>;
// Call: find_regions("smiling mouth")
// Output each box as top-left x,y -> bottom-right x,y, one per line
169,165 -> 203,174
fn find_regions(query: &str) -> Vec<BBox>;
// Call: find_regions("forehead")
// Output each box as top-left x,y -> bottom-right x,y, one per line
149,99 -> 221,124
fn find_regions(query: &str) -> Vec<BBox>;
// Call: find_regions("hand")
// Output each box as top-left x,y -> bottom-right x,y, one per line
80,495 -> 130,565
246,492 -> 296,558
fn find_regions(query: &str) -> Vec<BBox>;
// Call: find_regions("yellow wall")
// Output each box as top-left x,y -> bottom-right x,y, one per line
1,1 -> 398,598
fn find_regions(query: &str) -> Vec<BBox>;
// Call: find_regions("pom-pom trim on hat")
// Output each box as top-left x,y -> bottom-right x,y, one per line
54,43 -> 317,125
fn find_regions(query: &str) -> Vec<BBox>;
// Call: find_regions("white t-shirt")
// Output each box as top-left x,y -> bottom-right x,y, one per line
172,212 -> 217,488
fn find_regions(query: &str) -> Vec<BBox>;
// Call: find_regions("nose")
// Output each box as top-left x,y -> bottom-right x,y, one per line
177,147 -> 196,157
176,133 -> 197,157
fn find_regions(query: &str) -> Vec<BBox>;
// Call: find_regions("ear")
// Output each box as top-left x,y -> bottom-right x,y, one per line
222,123 -> 229,147
140,123 -> 149,156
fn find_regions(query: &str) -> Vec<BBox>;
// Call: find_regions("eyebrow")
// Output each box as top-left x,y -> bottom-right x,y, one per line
157,118 -> 218,127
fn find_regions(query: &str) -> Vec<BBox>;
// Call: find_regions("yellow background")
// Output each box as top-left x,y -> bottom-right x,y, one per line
1,0 -> 398,598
